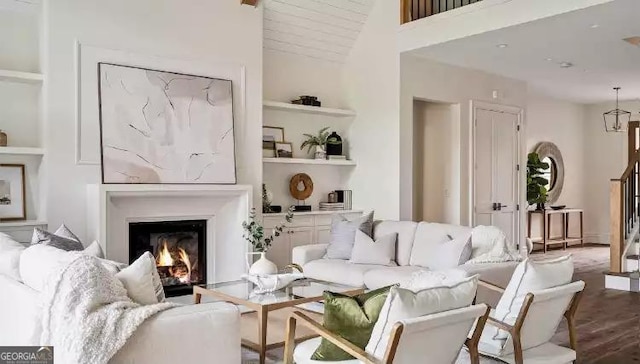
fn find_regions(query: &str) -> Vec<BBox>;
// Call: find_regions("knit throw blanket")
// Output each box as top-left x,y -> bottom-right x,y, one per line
466,225 -> 522,264
40,254 -> 176,364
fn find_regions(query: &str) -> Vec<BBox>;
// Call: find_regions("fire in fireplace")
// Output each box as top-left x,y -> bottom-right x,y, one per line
129,220 -> 207,297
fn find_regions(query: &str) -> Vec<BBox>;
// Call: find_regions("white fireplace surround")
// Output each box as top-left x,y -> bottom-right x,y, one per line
86,184 -> 252,284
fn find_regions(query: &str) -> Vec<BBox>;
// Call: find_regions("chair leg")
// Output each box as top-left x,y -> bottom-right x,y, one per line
512,334 -> 524,364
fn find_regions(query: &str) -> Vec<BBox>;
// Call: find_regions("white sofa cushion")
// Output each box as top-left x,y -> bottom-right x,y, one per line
0,233 -> 25,281
372,221 -> 418,266
363,266 -> 423,290
303,259 -> 381,287
83,240 -> 104,259
116,252 -> 165,305
20,244 -> 80,292
491,255 -> 573,340
402,269 -> 469,291
409,223 -> 472,267
366,275 -> 478,358
293,337 -> 360,364
349,231 -> 397,266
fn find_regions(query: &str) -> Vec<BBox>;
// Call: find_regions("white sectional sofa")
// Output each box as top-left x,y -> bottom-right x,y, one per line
293,221 -> 521,304
0,235 -> 241,363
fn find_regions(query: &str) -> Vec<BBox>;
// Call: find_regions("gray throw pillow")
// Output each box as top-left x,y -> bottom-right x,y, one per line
325,211 -> 374,259
31,227 -> 84,251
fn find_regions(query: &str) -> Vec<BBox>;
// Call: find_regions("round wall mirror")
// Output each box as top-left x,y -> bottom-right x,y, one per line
533,142 -> 564,204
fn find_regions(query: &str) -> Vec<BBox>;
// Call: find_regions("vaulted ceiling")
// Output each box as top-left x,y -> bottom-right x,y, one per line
263,0 -> 377,63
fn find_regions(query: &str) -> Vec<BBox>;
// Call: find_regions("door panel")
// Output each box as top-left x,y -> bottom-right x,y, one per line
474,107 -> 519,243
289,227 -> 314,250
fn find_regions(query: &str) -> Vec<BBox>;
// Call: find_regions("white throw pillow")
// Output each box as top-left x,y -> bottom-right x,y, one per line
54,224 -> 82,244
428,234 -> 472,271
366,275 -> 478,359
401,269 -> 469,291
490,255 -> 573,340
115,252 -> 165,305
349,231 -> 397,265
83,240 -> 104,259
408,234 -> 452,268
0,233 -> 25,281
325,211 -> 374,259
20,244 -> 81,291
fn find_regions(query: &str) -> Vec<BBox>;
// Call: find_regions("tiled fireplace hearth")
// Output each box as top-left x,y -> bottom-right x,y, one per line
86,184 -> 252,287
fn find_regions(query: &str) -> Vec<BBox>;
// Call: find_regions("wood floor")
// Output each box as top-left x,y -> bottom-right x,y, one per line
547,245 -> 640,364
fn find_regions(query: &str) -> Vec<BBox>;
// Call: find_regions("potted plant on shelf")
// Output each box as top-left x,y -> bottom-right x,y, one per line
242,206 -> 294,275
527,152 -> 550,210
300,127 -> 342,160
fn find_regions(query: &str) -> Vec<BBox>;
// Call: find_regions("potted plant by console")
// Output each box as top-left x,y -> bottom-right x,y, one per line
527,152 -> 550,210
300,127 -> 342,159
242,207 -> 294,275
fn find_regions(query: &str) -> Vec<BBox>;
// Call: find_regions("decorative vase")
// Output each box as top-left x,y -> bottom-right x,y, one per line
314,145 -> 326,160
536,202 -> 546,211
248,252 -> 278,276
0,130 -> 6,147
326,132 -> 342,156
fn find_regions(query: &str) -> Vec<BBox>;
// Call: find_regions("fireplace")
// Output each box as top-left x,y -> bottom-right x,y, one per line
129,220 -> 207,297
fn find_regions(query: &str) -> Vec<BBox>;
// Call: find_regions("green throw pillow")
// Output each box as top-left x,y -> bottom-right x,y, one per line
311,285 -> 394,361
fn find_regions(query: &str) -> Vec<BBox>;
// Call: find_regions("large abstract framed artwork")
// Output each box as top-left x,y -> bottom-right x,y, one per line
98,63 -> 237,184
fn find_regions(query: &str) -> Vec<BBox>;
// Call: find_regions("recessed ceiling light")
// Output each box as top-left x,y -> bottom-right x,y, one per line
497,44 -> 509,49
546,58 -> 554,62
590,24 -> 600,29
560,62 -> 574,68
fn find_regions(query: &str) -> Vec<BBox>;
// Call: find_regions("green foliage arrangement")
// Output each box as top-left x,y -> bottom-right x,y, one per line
527,152 -> 550,207
242,206 -> 294,252
300,127 -> 342,154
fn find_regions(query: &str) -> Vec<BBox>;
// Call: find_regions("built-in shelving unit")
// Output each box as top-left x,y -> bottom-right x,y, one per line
0,147 -> 45,156
265,209 -> 363,217
0,220 -> 47,228
0,69 -> 44,84
263,157 -> 356,166
263,100 -> 356,117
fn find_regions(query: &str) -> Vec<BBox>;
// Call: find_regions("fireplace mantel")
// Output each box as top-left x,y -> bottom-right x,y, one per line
86,184 -> 252,284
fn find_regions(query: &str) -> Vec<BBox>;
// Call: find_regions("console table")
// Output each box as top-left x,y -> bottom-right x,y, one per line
527,208 -> 584,253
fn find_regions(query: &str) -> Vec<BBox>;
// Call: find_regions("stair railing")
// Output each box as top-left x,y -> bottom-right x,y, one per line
401,0 -> 483,24
610,150 -> 640,273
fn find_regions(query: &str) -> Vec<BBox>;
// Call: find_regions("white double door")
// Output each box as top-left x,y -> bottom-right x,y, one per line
473,107 -> 520,243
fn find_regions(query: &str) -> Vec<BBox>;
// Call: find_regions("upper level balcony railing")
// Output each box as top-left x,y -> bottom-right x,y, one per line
401,0 -> 483,24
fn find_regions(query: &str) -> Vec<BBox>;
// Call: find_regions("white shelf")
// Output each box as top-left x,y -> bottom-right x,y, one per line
0,69 -> 44,84
0,147 -> 45,156
0,220 -> 47,228
263,100 -> 356,117
263,157 -> 356,166
265,209 -> 364,217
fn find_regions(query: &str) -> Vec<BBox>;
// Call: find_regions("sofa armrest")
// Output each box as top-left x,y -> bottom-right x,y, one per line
292,244 -> 329,266
111,302 -> 240,364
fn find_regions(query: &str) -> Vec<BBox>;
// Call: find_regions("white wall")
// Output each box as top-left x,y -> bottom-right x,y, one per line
582,100 -> 640,244
401,54 -> 528,225
525,90 -> 587,240
343,0 -> 400,220
44,0 -> 263,242
413,101 -> 460,223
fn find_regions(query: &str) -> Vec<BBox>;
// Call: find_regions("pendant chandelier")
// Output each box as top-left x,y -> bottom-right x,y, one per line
603,87 -> 631,133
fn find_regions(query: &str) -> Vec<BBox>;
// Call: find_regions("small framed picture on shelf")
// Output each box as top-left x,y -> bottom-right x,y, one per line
262,126 -> 285,150
275,142 -> 293,158
0,164 -> 26,221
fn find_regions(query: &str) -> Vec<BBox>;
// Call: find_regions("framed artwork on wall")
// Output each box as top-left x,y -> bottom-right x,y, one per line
98,63 -> 237,184
275,142 -> 293,158
0,164 -> 26,221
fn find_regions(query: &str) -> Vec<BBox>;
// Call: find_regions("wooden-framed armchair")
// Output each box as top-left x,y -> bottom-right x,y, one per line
283,304 -> 490,364
471,279 -> 585,364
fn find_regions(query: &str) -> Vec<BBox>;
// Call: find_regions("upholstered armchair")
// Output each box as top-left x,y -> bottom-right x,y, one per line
283,304 -> 490,364
473,279 -> 585,364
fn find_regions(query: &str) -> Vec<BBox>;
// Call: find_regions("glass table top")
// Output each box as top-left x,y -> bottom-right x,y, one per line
198,279 -> 362,306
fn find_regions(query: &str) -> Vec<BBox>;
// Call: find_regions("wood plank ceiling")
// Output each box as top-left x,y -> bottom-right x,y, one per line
263,0 -> 377,63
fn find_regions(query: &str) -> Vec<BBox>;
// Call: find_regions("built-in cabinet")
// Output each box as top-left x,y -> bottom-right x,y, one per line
263,210 -> 363,269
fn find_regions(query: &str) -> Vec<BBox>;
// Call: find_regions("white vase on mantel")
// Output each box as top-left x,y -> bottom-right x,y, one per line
249,252 -> 278,276
314,145 -> 326,160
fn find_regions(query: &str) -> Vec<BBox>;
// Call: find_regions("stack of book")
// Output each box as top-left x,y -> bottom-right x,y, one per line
319,202 -> 345,211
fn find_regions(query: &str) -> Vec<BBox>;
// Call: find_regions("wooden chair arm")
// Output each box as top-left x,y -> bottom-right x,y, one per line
284,311 -> 382,364
486,316 -> 515,333
465,306 -> 491,364
478,279 -> 506,293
